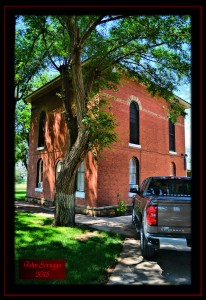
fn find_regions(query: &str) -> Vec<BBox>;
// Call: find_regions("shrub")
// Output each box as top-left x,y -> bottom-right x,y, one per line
115,193 -> 127,216
15,169 -> 23,183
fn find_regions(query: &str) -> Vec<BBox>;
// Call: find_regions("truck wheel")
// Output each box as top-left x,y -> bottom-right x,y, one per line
140,226 -> 156,259
132,209 -> 140,237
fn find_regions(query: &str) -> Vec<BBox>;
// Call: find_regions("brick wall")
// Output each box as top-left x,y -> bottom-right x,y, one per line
95,77 -> 186,207
26,77 -> 187,213
27,87 -> 67,201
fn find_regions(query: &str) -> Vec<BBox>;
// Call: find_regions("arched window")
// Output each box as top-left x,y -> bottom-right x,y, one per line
36,159 -> 43,188
169,118 -> 176,152
130,102 -> 139,144
76,161 -> 85,192
56,160 -> 63,179
129,157 -> 139,191
38,111 -> 46,148
170,162 -> 176,176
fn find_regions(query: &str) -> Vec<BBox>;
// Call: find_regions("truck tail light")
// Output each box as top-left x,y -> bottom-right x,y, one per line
147,205 -> 157,226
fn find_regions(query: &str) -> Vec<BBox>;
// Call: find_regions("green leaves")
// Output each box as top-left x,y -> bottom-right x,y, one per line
168,99 -> 186,124
15,100 -> 31,169
82,97 -> 119,159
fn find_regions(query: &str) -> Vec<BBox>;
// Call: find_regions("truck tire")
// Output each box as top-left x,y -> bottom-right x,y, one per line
132,209 -> 140,237
140,225 -> 156,259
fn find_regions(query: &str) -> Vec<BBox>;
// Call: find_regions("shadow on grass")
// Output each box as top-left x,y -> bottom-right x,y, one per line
15,191 -> 26,200
15,212 -> 124,285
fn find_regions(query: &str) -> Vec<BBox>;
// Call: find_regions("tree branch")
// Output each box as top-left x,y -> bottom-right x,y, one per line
39,21 -> 60,71
80,15 -> 129,47
80,16 -> 105,47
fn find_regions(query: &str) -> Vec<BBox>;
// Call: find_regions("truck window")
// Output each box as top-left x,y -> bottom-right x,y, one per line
148,178 -> 191,196
148,179 -> 169,195
168,179 -> 191,196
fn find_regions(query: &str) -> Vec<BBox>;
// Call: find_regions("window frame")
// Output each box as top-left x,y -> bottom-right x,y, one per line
35,158 -> 43,192
75,161 -> 85,198
56,160 -> 63,180
129,101 -> 140,145
170,162 -> 176,176
169,118 -> 176,152
129,157 -> 139,196
37,111 -> 46,149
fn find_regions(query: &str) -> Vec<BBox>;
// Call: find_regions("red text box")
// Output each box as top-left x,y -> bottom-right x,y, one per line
19,260 -> 66,280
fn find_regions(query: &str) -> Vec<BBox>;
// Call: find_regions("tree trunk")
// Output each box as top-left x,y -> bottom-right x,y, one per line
54,17 -> 90,227
54,192 -> 75,227
53,165 -> 77,227
53,129 -> 89,227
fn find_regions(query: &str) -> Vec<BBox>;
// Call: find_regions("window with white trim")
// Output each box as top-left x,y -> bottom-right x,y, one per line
130,102 -> 139,144
76,161 -> 85,192
170,162 -> 176,176
36,159 -> 43,189
129,157 -> 139,192
169,118 -> 176,152
56,160 -> 63,179
38,111 -> 46,148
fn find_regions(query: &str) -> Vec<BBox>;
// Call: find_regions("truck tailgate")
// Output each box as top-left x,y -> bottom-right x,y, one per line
157,197 -> 191,233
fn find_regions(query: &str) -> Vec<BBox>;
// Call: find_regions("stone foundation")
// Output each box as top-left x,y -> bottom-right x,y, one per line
25,196 -> 133,217
25,196 -> 54,207
75,204 -> 133,217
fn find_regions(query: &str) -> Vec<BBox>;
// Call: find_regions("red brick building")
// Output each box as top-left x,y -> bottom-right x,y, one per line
25,75 -> 190,216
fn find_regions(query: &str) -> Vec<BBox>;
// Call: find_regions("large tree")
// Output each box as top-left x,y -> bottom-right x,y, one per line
15,15 -> 54,102
15,100 -> 31,170
15,16 -> 59,168
16,15 -> 191,226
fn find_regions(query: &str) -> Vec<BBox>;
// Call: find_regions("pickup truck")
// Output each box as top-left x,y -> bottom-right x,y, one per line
132,176 -> 191,258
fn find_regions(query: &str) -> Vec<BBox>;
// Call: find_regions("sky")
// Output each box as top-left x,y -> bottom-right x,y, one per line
174,84 -> 191,169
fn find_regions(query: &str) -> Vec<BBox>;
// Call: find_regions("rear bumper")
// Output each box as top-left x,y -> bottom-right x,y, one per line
146,234 -> 192,251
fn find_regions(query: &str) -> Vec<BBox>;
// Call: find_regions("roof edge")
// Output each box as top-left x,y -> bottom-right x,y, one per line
25,75 -> 61,103
174,95 -> 191,109
25,74 -> 191,109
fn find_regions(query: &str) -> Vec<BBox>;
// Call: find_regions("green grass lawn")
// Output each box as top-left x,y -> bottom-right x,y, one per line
15,182 -> 27,200
15,212 -> 124,285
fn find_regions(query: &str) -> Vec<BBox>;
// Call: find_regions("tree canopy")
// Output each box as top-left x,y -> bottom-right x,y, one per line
16,15 -> 191,106
15,100 -> 31,169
